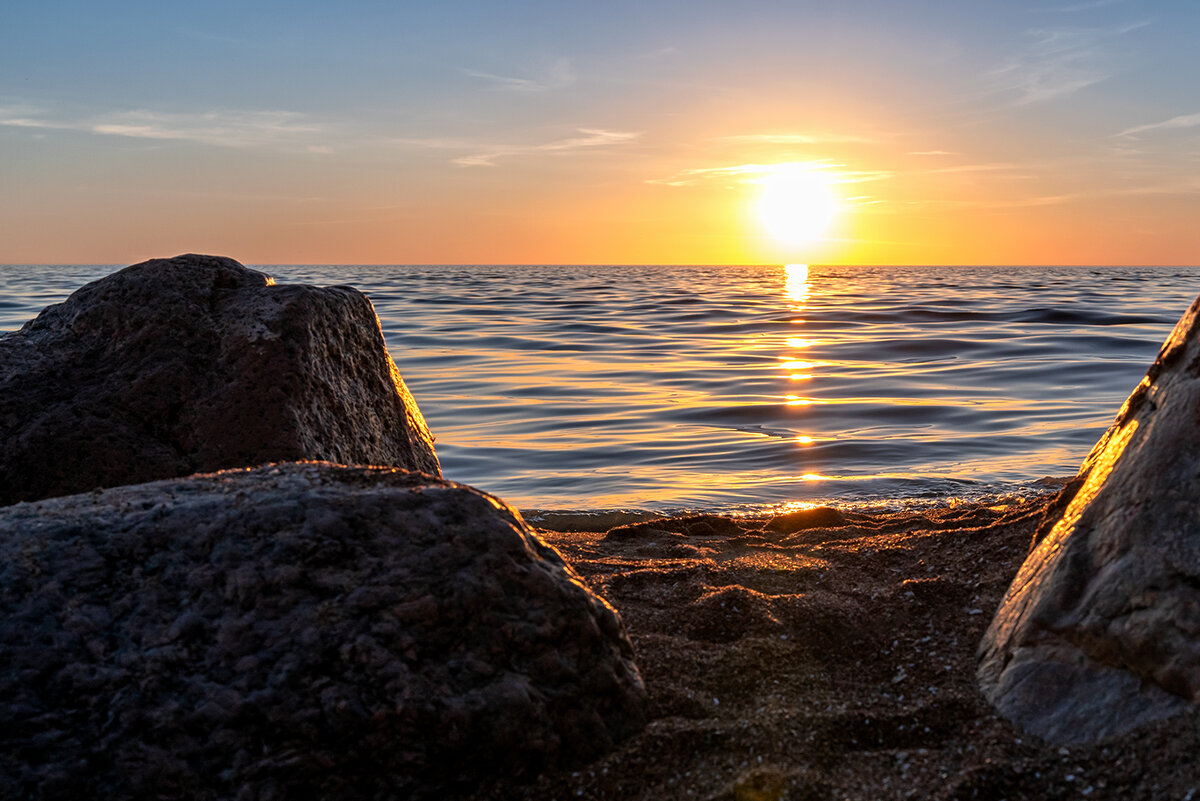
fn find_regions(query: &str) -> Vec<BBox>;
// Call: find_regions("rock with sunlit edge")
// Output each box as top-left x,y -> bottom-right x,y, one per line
0,463 -> 646,798
0,253 -> 439,506
978,294 -> 1200,744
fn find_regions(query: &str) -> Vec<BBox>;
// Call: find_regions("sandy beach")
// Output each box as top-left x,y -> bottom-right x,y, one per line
463,495 -> 1200,801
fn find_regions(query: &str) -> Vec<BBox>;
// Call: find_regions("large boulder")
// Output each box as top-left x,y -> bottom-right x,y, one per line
978,294 -> 1200,744
0,254 -> 439,506
0,463 -> 646,799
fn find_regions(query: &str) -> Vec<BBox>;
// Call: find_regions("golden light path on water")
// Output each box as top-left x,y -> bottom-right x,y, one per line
765,262 -> 1108,513
782,264 -> 830,485
411,262 -> 856,510
436,261 -> 1079,512
772,263 -> 1064,503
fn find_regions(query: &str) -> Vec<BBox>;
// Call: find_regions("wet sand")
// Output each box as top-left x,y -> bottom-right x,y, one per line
470,496 -> 1200,801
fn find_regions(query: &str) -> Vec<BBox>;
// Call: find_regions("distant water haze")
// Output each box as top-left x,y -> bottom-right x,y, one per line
2,264 -> 1196,514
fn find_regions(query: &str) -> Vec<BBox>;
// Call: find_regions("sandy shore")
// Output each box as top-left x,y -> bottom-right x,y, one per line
466,495 -> 1200,801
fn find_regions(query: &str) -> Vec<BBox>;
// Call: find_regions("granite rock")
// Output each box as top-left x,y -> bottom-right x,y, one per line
0,254 -> 439,506
978,294 -> 1200,744
0,462 -> 645,799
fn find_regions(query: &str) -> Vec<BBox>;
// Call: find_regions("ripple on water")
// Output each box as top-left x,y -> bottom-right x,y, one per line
2,263 -> 1196,512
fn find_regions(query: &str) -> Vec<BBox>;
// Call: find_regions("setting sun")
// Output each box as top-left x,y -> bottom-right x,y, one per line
756,165 -> 839,246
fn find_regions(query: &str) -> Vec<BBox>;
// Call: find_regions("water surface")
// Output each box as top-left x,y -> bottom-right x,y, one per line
3,263 -> 1195,513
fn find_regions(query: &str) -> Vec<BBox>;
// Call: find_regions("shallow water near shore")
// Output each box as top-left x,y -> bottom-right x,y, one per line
2,263 -> 1197,514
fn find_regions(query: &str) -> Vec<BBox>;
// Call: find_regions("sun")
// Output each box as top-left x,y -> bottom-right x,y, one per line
756,165 -> 839,246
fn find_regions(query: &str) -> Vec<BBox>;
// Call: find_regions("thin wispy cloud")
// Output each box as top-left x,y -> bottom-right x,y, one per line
880,194 -> 1073,212
462,58 -> 575,92
909,179 -> 1200,211
1118,112 -> 1200,137
718,132 -> 877,145
0,105 -> 73,130
0,106 -> 329,150
461,70 -> 547,92
647,162 -> 826,187
928,162 -> 1025,174
452,128 -> 640,167
908,150 -> 959,156
635,46 -> 680,60
648,161 -> 893,187
1036,0 -> 1124,14
380,135 -> 476,151
91,110 -> 323,148
990,20 -> 1149,105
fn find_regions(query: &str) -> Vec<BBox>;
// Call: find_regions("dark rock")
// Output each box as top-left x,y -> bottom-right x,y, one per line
978,294 -> 1200,744
763,506 -> 846,534
0,254 -> 439,506
0,462 -> 645,799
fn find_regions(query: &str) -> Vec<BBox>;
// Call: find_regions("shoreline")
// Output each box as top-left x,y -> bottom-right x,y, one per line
519,478 -> 1071,533
467,493 -> 1200,800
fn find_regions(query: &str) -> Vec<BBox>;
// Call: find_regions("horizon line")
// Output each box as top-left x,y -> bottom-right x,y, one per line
3,261 -> 1199,269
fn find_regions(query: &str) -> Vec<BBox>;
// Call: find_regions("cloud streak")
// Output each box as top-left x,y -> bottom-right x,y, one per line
718,132 -> 877,145
0,103 -> 639,168
91,110 -> 323,148
451,128 -> 639,167
647,161 -> 893,187
1118,112 -> 1200,137
927,162 -> 1025,174
990,20 -> 1148,105
1036,0 -> 1125,14
462,59 -> 575,92
903,178 -> 1200,212
0,106 -> 328,150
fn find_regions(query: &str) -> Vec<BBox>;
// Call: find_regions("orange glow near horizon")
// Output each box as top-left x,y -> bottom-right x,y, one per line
5,140 -> 1198,265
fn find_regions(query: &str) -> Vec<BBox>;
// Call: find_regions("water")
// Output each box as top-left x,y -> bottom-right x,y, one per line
2,264 -> 1197,514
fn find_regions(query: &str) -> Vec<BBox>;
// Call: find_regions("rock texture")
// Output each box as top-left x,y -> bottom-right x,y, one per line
0,462 -> 646,799
978,294 -> 1200,744
0,254 -> 439,506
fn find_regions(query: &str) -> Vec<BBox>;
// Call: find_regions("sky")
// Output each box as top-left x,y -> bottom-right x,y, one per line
2,0 -> 1198,265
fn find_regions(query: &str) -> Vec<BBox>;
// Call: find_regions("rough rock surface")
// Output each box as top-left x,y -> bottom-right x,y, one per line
0,254 -> 439,506
0,463 -> 645,799
978,294 -> 1200,744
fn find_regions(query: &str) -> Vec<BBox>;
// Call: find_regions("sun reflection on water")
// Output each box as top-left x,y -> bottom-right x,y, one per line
784,263 -> 810,303
782,264 -> 824,475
